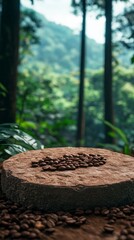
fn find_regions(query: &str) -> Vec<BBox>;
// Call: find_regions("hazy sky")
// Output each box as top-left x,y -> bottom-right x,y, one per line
21,0 -> 127,44
21,0 -> 105,43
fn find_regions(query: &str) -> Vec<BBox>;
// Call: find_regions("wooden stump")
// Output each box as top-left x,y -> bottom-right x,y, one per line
1,147 -> 134,211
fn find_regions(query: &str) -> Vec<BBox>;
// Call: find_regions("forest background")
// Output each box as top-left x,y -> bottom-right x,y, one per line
0,0 -> 134,159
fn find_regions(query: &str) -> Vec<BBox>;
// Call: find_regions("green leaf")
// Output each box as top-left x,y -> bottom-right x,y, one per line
0,123 -> 44,161
123,144 -> 131,155
13,131 -> 43,149
104,121 -> 129,145
4,144 -> 27,156
0,83 -> 7,93
108,131 -> 116,138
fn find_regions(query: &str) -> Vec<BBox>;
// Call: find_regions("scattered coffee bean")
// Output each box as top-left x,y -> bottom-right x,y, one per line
45,227 -> 55,233
103,224 -> 114,233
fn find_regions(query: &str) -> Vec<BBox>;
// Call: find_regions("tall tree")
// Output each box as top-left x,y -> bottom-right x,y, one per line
0,0 -> 20,123
72,0 -> 87,146
104,0 -> 114,143
72,0 -> 114,144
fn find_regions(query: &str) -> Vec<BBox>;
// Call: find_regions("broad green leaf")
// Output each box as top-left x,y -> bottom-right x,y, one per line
14,131 -> 43,149
104,121 -> 129,145
0,123 -> 43,161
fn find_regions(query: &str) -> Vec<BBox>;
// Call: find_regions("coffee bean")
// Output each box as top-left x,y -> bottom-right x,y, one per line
75,209 -> 84,216
127,235 -> 134,240
29,232 -> 37,238
11,232 -> 21,238
47,219 -> 55,228
45,227 -> 55,233
1,220 -> 10,226
118,236 -> 127,240
48,213 -> 58,223
15,226 -> 21,232
2,214 -> 10,220
66,218 -> 76,225
46,219 -> 55,228
107,219 -> 115,224
10,229 -> 18,235
128,228 -> 134,234
79,216 -> 86,223
58,165 -> 67,171
35,220 -> 44,230
21,223 -> 29,230
101,208 -> 110,216
1,229 -> 10,237
84,210 -> 92,216
121,229 -> 128,235
21,230 -> 31,237
103,224 -> 114,233
131,221 -> 134,226
42,165 -> 52,171
56,221 -> 63,225
49,166 -> 57,171
39,162 -> 47,166
94,207 -> 101,215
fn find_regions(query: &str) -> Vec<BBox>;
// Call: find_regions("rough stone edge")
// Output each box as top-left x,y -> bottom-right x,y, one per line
1,167 -> 134,212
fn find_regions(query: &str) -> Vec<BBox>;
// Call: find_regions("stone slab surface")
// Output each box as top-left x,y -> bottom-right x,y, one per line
1,147 -> 134,211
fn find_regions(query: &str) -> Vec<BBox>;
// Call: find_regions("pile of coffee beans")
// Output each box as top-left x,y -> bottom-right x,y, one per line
0,196 -> 87,239
31,153 -> 107,171
0,190 -> 134,240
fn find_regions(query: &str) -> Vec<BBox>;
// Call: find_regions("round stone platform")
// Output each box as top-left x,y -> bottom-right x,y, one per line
1,147 -> 134,211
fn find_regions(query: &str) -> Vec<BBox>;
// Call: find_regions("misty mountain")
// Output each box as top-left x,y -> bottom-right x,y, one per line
30,12 -> 132,73
32,15 -> 104,73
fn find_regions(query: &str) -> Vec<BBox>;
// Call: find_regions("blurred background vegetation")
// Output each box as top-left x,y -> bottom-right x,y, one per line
0,0 -> 133,159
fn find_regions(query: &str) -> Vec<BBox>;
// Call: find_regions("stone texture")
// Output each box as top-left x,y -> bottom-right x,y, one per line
1,147 -> 134,211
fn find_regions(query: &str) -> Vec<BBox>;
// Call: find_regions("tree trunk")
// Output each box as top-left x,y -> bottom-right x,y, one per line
0,0 -> 20,123
76,0 -> 86,146
104,0 -> 114,143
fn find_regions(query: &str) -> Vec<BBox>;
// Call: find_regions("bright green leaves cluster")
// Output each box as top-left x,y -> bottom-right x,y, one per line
0,123 -> 44,162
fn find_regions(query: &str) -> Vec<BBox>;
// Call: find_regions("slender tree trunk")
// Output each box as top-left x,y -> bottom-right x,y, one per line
104,0 -> 114,143
76,0 -> 86,146
0,0 -> 20,123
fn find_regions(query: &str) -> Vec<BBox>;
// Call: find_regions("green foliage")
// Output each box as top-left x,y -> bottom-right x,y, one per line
104,121 -> 132,155
0,123 -> 44,162
19,6 -> 42,62
29,14 -> 104,72
17,61 -> 77,146
17,7 -> 134,148
116,4 -> 134,50
17,57 -> 134,148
